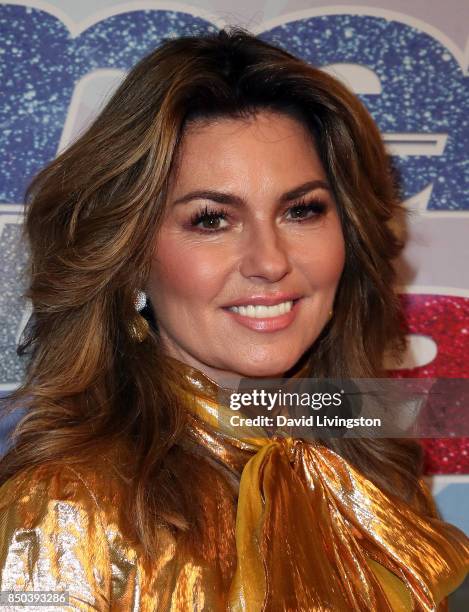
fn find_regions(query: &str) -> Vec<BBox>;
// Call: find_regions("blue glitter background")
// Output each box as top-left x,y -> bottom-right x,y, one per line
0,6 -> 467,209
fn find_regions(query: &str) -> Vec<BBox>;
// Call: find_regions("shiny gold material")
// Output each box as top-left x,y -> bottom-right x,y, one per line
128,314 -> 149,342
0,357 -> 468,610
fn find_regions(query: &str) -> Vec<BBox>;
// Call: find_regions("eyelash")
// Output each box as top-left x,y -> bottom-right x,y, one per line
189,198 -> 328,232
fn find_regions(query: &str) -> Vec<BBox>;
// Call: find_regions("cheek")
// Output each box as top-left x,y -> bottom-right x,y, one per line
297,225 -> 345,286
149,237 -> 227,303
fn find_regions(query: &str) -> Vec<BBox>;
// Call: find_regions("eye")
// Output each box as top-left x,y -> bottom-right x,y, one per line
190,205 -> 230,232
285,199 -> 328,221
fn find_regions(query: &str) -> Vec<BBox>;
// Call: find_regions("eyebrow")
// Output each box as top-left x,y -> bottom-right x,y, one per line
171,179 -> 332,207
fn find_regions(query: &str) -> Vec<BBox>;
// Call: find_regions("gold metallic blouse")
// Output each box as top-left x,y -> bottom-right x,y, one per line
0,359 -> 468,610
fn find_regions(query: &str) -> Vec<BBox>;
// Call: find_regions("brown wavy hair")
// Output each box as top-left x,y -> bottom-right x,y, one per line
0,27 -> 424,559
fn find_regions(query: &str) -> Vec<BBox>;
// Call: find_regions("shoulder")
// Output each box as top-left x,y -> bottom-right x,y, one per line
0,454 -> 125,528
0,455 -> 134,609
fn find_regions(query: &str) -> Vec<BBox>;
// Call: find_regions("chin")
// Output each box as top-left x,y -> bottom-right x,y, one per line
233,356 -> 298,379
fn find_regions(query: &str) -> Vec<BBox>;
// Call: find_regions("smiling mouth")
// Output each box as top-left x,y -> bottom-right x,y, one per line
225,299 -> 300,319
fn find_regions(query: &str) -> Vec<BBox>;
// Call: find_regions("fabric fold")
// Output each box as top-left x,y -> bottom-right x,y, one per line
168,356 -> 469,611
228,438 -> 396,611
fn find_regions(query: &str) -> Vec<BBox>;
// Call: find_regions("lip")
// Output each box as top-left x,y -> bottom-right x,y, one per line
221,293 -> 303,307
222,297 -> 302,332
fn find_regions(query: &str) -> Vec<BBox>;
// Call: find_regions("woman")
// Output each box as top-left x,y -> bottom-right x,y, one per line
0,28 -> 467,611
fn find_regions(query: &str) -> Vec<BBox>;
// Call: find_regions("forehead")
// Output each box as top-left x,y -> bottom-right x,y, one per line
169,111 -> 327,191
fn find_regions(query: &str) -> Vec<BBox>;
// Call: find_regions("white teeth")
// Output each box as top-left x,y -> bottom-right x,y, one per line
228,300 -> 294,318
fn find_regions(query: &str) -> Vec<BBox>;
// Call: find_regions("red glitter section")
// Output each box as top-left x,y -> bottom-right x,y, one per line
387,294 -> 469,475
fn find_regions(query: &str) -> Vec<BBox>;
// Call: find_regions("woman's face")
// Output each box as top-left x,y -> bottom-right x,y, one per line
147,111 -> 345,385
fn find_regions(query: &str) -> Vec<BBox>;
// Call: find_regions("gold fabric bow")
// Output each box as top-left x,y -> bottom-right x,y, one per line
168,357 -> 469,611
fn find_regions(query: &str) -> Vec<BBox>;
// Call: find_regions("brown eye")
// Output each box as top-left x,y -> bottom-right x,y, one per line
286,201 -> 327,221
190,206 -> 230,232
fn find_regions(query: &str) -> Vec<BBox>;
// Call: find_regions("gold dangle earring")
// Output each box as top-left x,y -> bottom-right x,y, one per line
129,289 -> 149,342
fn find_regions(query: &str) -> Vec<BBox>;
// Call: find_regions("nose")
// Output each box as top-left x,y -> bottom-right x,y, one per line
239,222 -> 291,282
